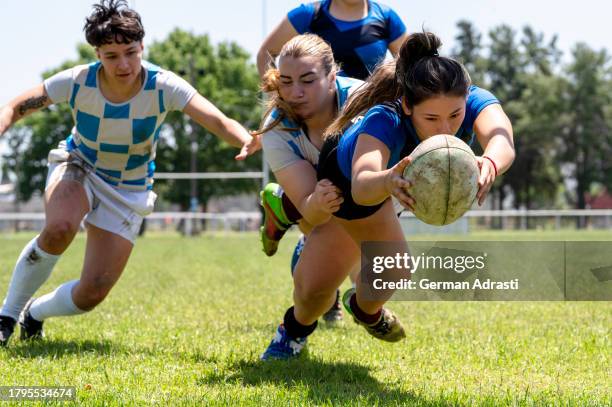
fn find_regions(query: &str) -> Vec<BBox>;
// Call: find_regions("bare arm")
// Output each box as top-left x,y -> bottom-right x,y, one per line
0,84 -> 52,137
274,160 -> 343,226
473,103 -> 515,204
351,133 -> 413,209
256,17 -> 299,78
183,93 -> 260,160
388,32 -> 409,57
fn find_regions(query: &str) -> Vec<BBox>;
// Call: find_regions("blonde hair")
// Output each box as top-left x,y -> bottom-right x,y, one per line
253,34 -> 339,135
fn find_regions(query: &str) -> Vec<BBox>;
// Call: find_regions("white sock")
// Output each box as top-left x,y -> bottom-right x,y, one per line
29,280 -> 86,321
0,236 -> 59,320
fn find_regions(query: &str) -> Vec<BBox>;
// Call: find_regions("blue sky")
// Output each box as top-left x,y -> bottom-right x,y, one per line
0,0 -> 610,106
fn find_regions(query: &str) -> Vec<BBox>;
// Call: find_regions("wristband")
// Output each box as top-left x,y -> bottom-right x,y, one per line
482,156 -> 498,177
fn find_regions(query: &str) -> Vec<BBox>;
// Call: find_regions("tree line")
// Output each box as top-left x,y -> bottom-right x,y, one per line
452,21 -> 611,210
2,22 -> 611,211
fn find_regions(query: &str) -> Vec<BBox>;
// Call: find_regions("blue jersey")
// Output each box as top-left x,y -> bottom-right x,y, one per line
288,0 -> 406,80
336,85 -> 500,179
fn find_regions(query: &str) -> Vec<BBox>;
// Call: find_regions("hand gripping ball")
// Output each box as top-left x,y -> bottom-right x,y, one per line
402,134 -> 479,226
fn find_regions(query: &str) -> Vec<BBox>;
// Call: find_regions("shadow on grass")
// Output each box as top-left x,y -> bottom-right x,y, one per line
197,357 -> 441,406
6,338 -> 123,358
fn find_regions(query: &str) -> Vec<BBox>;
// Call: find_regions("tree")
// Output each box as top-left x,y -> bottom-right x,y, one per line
452,20 -> 486,86
2,44 -> 96,202
559,43 -> 612,212
520,26 -> 561,77
486,25 -> 524,103
147,29 -> 262,212
508,73 -> 565,209
484,24 -> 563,210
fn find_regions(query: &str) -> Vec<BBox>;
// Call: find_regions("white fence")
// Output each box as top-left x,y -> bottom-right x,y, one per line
3,172 -> 609,233
1,209 -> 610,234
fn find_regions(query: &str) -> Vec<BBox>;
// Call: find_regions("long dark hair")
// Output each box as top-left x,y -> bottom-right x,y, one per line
325,32 -> 471,137
84,0 -> 145,47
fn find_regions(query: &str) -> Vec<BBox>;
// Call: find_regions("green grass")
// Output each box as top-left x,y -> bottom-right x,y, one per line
0,231 -> 610,406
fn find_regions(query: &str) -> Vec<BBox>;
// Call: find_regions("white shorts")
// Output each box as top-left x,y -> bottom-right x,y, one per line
45,147 -> 157,243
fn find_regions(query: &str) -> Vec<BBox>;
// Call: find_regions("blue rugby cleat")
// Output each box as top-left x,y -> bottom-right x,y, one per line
261,324 -> 307,361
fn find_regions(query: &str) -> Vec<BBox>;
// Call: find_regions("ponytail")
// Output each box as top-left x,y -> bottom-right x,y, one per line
325,61 -> 400,137
325,31 -> 471,138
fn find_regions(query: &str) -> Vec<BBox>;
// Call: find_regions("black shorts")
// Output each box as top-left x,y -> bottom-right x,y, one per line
317,136 -> 386,220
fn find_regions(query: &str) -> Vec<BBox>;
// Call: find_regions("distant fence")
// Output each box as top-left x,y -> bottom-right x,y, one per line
399,209 -> 612,235
0,209 -> 610,234
3,172 -> 610,233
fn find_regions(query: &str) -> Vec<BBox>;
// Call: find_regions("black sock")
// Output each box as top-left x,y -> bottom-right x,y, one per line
349,293 -> 382,325
283,306 -> 317,338
281,193 -> 302,224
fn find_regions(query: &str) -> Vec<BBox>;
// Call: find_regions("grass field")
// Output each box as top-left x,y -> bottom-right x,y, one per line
0,230 -> 610,406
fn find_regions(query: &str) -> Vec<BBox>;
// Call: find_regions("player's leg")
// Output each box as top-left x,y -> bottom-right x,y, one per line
262,220 -> 359,360
0,163 -> 89,346
289,232 -> 344,324
21,223 -> 133,340
336,199 -> 409,342
292,220 -> 359,324
73,223 -> 133,310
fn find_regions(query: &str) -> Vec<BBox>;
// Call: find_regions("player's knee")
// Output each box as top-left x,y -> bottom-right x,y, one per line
41,220 -> 78,249
77,290 -> 108,310
76,280 -> 114,310
294,279 -> 336,305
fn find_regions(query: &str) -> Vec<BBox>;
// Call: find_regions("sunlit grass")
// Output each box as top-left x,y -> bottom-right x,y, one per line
0,231 -> 609,405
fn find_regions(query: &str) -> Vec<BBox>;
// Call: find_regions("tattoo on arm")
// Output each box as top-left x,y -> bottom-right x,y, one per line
17,96 -> 48,116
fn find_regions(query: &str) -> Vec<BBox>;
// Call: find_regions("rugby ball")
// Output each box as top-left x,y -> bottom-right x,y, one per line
402,134 -> 479,226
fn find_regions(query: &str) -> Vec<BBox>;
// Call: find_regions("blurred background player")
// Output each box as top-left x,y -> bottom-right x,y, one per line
257,0 -> 408,80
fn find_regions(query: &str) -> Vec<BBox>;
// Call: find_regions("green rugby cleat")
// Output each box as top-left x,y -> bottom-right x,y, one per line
260,183 -> 292,256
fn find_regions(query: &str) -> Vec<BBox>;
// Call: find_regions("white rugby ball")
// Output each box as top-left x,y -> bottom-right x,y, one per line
402,134 -> 479,226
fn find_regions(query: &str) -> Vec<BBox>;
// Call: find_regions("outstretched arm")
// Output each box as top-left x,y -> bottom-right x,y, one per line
473,103 -> 515,205
183,93 -> 260,160
256,17 -> 299,78
351,133 -> 414,210
388,32 -> 409,57
0,84 -> 52,137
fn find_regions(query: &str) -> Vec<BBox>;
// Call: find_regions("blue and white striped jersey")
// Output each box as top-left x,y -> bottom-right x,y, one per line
261,76 -> 363,172
44,61 -> 197,191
